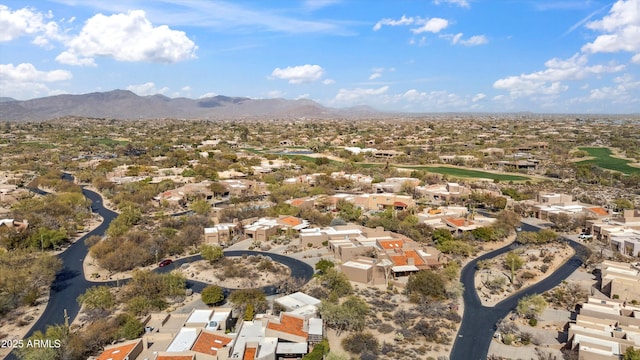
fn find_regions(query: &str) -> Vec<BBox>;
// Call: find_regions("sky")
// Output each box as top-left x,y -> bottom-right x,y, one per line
0,0 -> 639,114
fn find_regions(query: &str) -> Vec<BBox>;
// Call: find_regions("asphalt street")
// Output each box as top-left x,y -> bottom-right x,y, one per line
450,223 -> 588,360
11,183 -> 313,359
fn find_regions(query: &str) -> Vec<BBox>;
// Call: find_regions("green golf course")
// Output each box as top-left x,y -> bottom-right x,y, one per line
577,147 -> 640,175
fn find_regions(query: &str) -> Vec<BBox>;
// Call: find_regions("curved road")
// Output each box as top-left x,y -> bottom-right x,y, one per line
18,184 -> 313,349
450,223 -> 589,360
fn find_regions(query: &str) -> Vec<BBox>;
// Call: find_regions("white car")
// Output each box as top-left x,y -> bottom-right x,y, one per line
579,234 -> 593,240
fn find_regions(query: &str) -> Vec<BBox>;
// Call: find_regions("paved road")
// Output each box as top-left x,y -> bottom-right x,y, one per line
24,187 -> 118,338
450,223 -> 588,360
12,183 -> 313,359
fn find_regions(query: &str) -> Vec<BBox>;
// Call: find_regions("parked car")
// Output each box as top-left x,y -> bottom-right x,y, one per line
578,233 -> 593,240
158,259 -> 173,267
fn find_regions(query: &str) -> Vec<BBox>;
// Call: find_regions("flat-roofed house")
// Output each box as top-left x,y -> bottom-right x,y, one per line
600,260 -> 640,301
569,297 -> 640,360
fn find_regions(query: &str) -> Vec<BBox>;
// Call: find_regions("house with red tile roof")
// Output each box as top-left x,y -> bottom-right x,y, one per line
96,339 -> 143,360
190,331 -> 233,357
154,354 -> 195,360
585,206 -> 610,217
266,313 -> 308,343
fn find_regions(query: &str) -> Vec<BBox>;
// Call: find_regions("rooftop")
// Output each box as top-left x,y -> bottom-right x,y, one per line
191,331 -> 232,356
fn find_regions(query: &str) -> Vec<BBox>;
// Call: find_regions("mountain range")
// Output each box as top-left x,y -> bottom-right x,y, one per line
0,90 -> 382,122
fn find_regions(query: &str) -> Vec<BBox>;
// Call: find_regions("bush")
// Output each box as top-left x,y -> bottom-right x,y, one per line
378,323 -> 395,334
201,285 -> 225,306
540,264 -> 549,273
342,332 -> 379,355
520,271 -> 536,280
529,318 -> 538,327
302,339 -> 329,360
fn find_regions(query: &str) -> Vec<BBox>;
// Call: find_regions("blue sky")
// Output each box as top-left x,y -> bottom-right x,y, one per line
1,0 -> 639,113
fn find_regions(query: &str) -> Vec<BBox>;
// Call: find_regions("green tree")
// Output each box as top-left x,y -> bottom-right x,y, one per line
516,294 -> 547,319
336,199 -> 361,222
318,296 -> 368,335
614,198 -> 634,211
302,339 -> 330,360
432,228 -> 454,244
406,269 -> 447,301
201,285 -> 225,306
320,268 -> 352,299
189,199 -> 211,216
77,286 -> 115,311
201,244 -> 224,263
504,251 -> 524,284
315,259 -> 335,275
117,314 -> 144,339
624,347 -> 640,360
471,227 -> 495,242
229,288 -> 268,315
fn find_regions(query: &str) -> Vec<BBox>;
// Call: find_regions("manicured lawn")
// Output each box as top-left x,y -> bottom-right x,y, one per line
577,147 -> 640,175
358,163 -> 530,181
397,166 -> 530,181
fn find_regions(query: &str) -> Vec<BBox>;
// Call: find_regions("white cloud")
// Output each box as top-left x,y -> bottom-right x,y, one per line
472,93 -> 486,102
0,63 -> 71,99
55,51 -> 96,67
334,86 -> 389,103
633,54 -> 640,63
582,0 -> 640,56
493,53 -> 625,97
59,10 -> 197,65
322,78 -> 336,85
411,18 -> 449,34
373,15 -> 448,34
0,5 -> 54,42
460,35 -> 488,46
373,15 -> 415,31
126,82 -> 169,96
433,0 -> 470,8
296,93 -> 310,99
443,32 -> 488,46
369,73 -> 382,80
585,73 -> 640,101
0,63 -> 71,82
397,89 -> 466,108
199,92 -> 218,99
271,64 -> 325,84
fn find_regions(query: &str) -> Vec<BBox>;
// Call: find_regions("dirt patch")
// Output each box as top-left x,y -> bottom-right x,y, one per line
179,255 -> 291,289
475,243 -> 574,307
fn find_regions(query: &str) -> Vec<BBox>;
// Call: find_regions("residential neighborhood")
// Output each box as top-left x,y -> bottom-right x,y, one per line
0,115 -> 638,360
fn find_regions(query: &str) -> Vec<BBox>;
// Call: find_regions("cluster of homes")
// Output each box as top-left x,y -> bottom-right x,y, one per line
568,260 -> 640,359
93,292 -> 323,360
587,210 -> 640,258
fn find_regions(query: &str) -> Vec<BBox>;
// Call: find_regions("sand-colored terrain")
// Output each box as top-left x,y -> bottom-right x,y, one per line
475,243 -> 574,307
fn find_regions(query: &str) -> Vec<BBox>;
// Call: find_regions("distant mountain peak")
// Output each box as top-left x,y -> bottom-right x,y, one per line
0,90 -> 383,121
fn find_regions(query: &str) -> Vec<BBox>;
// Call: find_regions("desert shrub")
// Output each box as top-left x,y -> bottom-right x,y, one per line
342,332 -> 379,355
378,323 -> 395,334
540,264 -> 549,273
413,320 -> 440,342
521,271 -> 536,279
